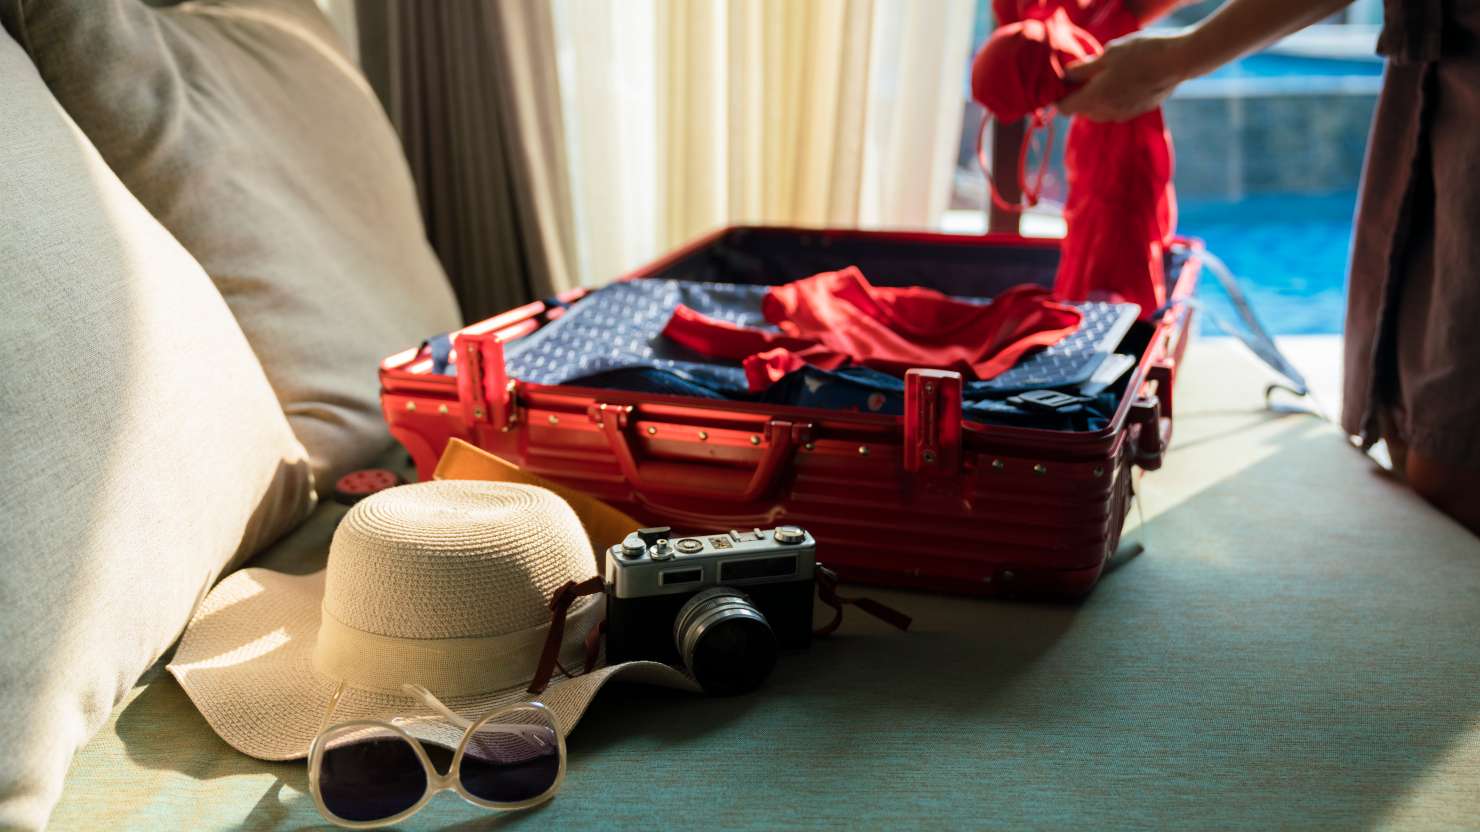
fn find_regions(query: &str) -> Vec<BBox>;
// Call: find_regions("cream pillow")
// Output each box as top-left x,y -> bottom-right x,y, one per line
0,29 -> 316,831
2,0 -> 463,488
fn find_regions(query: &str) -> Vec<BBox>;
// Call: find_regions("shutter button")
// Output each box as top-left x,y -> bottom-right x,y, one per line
620,534 -> 647,559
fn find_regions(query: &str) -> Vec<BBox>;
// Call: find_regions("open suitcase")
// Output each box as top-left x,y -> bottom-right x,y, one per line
380,227 -> 1200,598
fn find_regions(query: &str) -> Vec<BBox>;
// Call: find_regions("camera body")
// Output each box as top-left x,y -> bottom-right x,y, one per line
604,525 -> 816,666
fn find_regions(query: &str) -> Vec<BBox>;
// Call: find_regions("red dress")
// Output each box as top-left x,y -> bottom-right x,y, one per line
972,0 -> 1176,321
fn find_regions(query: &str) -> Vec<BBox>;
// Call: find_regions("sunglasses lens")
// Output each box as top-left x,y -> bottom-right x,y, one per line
318,728 -> 427,823
459,706 -> 561,804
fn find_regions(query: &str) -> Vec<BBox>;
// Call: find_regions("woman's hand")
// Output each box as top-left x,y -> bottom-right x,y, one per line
1057,30 -> 1197,122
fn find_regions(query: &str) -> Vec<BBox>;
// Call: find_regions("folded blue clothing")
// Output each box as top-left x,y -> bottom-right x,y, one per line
574,366 -> 1115,431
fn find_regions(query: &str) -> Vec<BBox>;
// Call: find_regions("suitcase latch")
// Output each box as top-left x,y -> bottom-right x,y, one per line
456,331 -> 515,431
903,369 -> 963,473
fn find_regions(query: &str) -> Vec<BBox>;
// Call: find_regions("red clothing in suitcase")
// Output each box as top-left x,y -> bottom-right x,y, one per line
661,267 -> 1083,391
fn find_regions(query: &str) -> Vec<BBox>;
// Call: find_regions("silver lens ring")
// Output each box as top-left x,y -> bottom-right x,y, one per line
680,601 -> 769,669
673,587 -> 771,671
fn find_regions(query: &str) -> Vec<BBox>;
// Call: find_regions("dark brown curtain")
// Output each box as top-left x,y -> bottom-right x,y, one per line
356,0 -> 578,324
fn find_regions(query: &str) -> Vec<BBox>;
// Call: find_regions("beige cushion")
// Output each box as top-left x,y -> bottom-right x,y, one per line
2,0 -> 463,487
0,28 -> 316,831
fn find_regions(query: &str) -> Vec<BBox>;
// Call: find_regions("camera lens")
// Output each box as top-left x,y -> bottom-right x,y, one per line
672,587 -> 777,696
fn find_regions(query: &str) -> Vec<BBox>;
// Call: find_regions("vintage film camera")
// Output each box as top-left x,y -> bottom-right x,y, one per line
604,525 -> 816,694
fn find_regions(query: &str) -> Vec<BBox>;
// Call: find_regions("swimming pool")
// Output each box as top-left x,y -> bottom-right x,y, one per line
1169,45 -> 1375,336
1180,193 -> 1356,335
1204,52 -> 1383,80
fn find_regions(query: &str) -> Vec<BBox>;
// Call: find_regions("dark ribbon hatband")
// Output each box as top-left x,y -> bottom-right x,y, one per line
814,564 -> 912,637
528,576 -> 606,694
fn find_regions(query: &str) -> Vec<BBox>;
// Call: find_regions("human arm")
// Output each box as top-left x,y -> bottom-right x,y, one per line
1124,0 -> 1195,25
1057,0 -> 1357,121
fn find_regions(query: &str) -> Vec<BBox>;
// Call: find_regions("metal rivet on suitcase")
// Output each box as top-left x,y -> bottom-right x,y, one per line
548,414 -> 560,425
858,445 -> 869,456
992,459 -> 1005,471
923,450 -> 937,463
647,426 -> 657,435
405,401 -> 416,411
804,442 -> 815,451
1034,464 -> 1047,476
1093,466 -> 1105,478
750,435 -> 761,446
698,431 -> 709,441
438,404 -> 449,415
473,407 -> 484,419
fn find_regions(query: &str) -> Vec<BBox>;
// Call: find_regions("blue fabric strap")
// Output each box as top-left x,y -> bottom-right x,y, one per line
424,332 -> 454,376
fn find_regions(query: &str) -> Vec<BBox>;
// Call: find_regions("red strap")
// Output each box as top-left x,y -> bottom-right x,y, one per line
662,304 -> 818,361
663,305 -> 846,392
814,564 -> 912,637
977,109 -> 1056,215
527,576 -> 605,695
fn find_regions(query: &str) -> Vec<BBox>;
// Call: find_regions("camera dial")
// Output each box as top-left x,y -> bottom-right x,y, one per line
774,526 -> 805,544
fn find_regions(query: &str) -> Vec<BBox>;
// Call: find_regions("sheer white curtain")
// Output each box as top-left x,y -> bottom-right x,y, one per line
315,0 -> 359,62
553,0 -> 975,284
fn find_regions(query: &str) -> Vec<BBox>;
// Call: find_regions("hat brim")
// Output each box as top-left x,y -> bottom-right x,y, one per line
167,568 -> 699,761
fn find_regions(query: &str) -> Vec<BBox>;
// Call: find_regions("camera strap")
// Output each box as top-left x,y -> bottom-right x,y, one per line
528,576 -> 606,695
814,565 -> 913,637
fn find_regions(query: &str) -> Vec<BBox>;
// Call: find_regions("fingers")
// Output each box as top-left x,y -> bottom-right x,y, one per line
1060,50 -> 1111,117
1057,76 -> 1104,117
1063,56 -> 1102,85
1056,88 -> 1087,116
1056,87 -> 1126,122
1056,69 -> 1168,122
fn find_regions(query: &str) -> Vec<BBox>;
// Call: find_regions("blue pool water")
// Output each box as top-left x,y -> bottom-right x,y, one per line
1204,53 -> 1383,80
1179,193 -> 1356,335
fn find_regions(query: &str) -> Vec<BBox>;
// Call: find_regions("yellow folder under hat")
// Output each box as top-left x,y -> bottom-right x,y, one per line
432,438 -> 639,570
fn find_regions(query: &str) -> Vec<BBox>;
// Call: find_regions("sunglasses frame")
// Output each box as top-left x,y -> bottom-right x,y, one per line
307,696 -> 567,829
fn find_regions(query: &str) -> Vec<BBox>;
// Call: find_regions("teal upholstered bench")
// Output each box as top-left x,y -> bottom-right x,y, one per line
50,339 -> 1480,831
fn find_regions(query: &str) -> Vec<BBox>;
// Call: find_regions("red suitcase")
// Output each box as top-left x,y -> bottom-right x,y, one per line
379,226 -> 1199,597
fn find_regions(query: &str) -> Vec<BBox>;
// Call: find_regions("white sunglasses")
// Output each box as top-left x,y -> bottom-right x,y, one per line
307,683 -> 566,828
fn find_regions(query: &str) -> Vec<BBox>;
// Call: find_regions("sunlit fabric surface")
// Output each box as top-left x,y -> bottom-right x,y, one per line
44,339 -> 1480,830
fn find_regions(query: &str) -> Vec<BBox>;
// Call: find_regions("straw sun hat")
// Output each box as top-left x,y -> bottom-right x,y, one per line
168,479 -> 697,761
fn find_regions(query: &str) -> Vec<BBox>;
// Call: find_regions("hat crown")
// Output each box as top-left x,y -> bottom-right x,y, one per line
322,480 -> 594,640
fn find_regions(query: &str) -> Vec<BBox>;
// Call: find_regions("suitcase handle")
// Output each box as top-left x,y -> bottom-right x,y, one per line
592,406 -> 804,503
